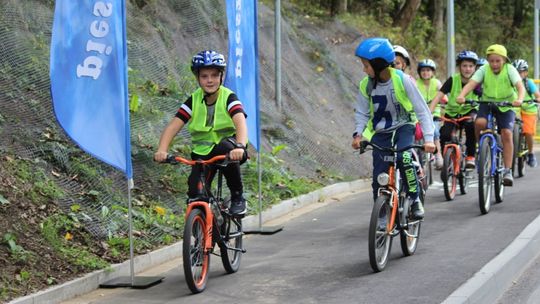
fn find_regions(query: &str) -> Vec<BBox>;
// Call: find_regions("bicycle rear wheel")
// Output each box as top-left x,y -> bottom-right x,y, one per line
517,133 -> 527,177
368,195 -> 393,272
478,138 -> 493,214
441,147 -> 457,201
399,197 -> 421,256
183,208 -> 210,294
494,150 -> 505,203
219,216 -> 243,274
512,123 -> 520,177
459,150 -> 471,195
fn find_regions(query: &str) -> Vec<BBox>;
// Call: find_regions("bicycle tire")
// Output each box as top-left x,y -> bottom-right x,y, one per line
459,152 -> 471,195
400,196 -> 422,256
494,150 -> 505,203
219,216 -> 243,274
478,137 -> 493,214
368,195 -> 393,272
183,208 -> 210,294
517,133 -> 527,177
441,147 -> 457,201
512,124 -> 520,177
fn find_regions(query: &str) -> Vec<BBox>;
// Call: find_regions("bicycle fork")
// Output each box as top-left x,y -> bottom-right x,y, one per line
185,202 -> 215,253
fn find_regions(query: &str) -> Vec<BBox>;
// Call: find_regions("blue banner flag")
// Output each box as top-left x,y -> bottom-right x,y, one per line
50,0 -> 132,178
225,0 -> 260,150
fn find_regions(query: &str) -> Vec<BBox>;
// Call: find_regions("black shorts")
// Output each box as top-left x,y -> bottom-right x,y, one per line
477,104 -> 515,130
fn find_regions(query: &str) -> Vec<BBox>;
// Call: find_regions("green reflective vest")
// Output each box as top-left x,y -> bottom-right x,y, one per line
359,68 -> 414,140
445,73 -> 479,117
188,86 -> 236,155
482,64 -> 517,113
416,78 -> 441,118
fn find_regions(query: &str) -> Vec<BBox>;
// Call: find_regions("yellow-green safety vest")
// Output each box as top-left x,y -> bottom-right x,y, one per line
482,64 -> 517,113
359,68 -> 414,141
188,86 -> 237,155
416,78 -> 441,117
445,73 -> 479,117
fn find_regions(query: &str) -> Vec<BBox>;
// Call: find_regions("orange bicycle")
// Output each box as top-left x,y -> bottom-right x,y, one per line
360,141 -> 426,272
165,154 -> 245,293
440,115 -> 475,201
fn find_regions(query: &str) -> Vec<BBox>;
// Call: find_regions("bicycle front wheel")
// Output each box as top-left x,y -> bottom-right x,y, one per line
368,195 -> 393,272
219,216 -> 243,274
441,147 -> 457,201
183,208 -> 210,294
459,150 -> 471,195
511,123 -> 520,177
478,137 -> 493,214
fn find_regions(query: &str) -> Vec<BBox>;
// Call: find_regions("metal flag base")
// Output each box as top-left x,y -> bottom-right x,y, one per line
99,276 -> 164,289
244,225 -> 284,235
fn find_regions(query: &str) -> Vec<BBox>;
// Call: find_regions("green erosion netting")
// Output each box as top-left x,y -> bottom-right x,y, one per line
0,0 -> 367,248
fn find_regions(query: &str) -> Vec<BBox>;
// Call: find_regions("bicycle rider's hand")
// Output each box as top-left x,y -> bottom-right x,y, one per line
229,148 -> 245,161
352,135 -> 362,150
154,150 -> 168,162
512,99 -> 523,107
423,141 -> 436,153
456,96 -> 465,104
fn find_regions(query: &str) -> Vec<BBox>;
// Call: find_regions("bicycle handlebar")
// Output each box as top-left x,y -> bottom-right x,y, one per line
359,141 -> 425,154
163,154 -> 228,166
440,115 -> 473,124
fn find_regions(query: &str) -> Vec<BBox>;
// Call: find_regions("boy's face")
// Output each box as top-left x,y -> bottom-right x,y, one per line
487,54 -> 505,73
420,67 -> 433,80
197,67 -> 222,93
519,70 -> 528,79
361,58 -> 375,78
394,56 -> 406,71
459,60 -> 476,79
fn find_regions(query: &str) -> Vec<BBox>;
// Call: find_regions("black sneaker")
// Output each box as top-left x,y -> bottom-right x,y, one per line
527,154 -> 538,168
410,199 -> 424,220
503,168 -> 513,186
229,197 -> 247,216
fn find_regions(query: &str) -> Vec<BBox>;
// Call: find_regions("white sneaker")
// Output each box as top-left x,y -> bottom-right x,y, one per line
435,154 -> 443,170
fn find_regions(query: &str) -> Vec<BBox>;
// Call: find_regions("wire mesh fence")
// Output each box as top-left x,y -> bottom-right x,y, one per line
0,0 -> 366,249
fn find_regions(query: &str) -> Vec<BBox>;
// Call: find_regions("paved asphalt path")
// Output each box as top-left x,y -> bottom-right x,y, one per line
64,168 -> 540,304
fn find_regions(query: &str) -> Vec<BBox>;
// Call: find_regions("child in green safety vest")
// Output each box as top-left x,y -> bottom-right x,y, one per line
429,50 -> 480,169
416,59 -> 444,169
512,59 -> 540,168
457,44 -> 526,186
352,37 -> 436,220
154,50 -> 249,215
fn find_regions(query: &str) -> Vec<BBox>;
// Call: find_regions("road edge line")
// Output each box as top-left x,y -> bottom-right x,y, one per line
442,211 -> 540,304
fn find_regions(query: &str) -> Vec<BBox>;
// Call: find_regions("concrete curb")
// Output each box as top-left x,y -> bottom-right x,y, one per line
9,179 -> 370,304
442,212 -> 540,304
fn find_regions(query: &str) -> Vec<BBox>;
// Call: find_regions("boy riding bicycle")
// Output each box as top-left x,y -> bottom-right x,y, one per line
456,44 -> 526,186
512,59 -> 539,168
430,50 -> 480,169
351,38 -> 436,220
154,50 -> 249,215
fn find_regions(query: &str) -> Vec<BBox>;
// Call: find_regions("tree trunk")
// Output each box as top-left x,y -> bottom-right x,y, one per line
431,0 -> 444,42
330,0 -> 347,16
392,0 -> 422,31
512,0 -> 524,28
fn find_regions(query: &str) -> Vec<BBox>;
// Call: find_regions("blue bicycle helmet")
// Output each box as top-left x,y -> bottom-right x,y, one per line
191,50 -> 226,74
355,38 -> 395,64
476,57 -> 487,67
456,50 -> 478,65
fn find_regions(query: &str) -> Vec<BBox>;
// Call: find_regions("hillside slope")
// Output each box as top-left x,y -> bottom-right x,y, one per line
0,0 -> 368,301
